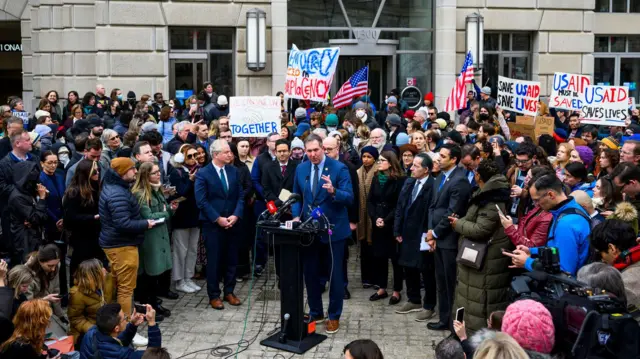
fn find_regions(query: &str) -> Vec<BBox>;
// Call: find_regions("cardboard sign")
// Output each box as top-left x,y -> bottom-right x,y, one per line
549,72 -> 592,111
229,96 -> 280,137
507,116 -> 555,142
579,85 -> 629,126
497,76 -> 541,116
284,44 -> 340,103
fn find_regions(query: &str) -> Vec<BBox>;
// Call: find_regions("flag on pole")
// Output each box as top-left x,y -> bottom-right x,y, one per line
332,66 -> 369,109
444,51 -> 475,112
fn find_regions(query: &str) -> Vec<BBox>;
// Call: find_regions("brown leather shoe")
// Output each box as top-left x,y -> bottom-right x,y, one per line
326,319 -> 340,334
210,298 -> 224,310
224,293 -> 242,306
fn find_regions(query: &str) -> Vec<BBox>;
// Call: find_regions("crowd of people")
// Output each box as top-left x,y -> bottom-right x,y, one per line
0,80 -> 639,359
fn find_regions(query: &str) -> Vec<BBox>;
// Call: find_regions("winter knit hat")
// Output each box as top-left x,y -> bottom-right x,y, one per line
111,157 -> 136,177
481,86 -> 492,95
354,101 -> 368,110
127,91 -> 136,100
445,130 -> 464,146
387,96 -> 398,104
502,300 -> 555,354
360,146 -> 379,161
435,119 -> 447,130
396,132 -> 410,146
293,122 -> 310,137
28,131 -> 40,145
291,137 -> 304,151
574,145 -> 594,167
34,124 -> 52,138
140,121 -> 158,134
403,110 -> 415,120
553,128 -> 568,143
325,114 -> 339,127
387,114 -> 401,127
601,136 -> 620,150
294,107 -> 307,120
35,110 -> 50,119
424,92 -> 434,103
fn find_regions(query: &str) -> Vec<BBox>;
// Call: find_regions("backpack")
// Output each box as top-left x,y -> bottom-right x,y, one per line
548,207 -> 592,240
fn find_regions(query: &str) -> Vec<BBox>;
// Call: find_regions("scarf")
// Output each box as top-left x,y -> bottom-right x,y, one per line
357,164 -> 378,244
613,244 -> 640,271
150,182 -> 162,191
377,172 -> 388,188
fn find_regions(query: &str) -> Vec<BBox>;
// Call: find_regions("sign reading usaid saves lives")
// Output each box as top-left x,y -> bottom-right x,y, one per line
579,85 -> 629,126
549,72 -> 591,111
229,97 -> 280,137
284,44 -> 340,103
496,76 -> 541,116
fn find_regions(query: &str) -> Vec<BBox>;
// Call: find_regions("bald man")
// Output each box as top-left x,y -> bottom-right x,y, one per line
571,190 -> 603,229
95,84 -> 110,114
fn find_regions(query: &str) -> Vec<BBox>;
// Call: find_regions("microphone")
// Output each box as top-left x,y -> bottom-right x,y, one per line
272,193 -> 302,220
279,313 -> 290,343
266,201 -> 278,216
296,207 -> 324,229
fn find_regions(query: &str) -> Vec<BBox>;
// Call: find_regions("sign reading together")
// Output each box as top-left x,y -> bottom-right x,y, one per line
579,85 -> 629,126
284,44 -> 340,103
497,76 -> 540,117
229,97 -> 281,137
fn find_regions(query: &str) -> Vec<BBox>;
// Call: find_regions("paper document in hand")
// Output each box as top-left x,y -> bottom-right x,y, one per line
279,189 -> 292,203
420,233 -> 431,251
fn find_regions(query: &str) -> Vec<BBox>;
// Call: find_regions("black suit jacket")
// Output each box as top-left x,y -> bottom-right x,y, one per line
428,167 -> 472,250
340,158 -> 360,224
395,176 -> 434,268
261,159 -> 299,206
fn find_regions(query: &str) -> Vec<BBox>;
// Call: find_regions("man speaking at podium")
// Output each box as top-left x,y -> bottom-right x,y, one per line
291,134 -> 354,334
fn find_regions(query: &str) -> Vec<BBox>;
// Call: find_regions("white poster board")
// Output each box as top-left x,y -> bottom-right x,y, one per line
229,97 -> 281,138
579,85 -> 629,126
496,76 -> 541,116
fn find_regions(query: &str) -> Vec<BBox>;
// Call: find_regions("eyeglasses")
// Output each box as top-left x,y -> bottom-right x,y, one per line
531,191 -> 550,203
428,112 -> 436,116
150,170 -> 161,175
186,153 -> 197,159
514,158 -> 532,165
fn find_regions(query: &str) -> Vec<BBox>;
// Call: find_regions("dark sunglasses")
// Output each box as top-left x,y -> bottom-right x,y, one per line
186,153 -> 197,159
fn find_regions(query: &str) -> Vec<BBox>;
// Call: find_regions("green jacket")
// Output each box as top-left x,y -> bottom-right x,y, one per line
135,189 -> 173,276
453,175 -> 514,332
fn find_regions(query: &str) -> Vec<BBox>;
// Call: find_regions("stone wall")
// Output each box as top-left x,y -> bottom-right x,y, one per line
23,0 -> 273,110
455,0 -> 595,97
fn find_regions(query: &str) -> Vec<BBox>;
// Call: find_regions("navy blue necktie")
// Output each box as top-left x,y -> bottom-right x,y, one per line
311,164 -> 319,194
438,174 -> 447,192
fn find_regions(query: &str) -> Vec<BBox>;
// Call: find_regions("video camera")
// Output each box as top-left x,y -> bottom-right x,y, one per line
509,247 -> 639,359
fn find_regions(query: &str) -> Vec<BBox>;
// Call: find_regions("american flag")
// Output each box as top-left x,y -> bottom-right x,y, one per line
333,66 -> 369,109
444,51 -> 475,112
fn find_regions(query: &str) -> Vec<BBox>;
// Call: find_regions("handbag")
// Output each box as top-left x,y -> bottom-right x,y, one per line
456,238 -> 491,270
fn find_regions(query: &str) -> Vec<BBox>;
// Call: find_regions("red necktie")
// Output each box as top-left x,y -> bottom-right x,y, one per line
281,165 -> 286,177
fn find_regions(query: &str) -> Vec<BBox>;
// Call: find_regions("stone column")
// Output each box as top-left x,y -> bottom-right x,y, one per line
435,0 -> 457,112
271,0 -> 287,95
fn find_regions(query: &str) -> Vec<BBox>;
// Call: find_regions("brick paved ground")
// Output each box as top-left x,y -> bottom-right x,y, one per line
149,247 -> 449,359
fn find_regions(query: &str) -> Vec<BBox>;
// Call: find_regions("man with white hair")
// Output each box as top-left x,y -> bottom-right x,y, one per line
195,139 -> 244,310
413,109 -> 428,130
370,128 -> 387,152
313,128 -> 328,139
167,121 -> 197,154
455,124 -> 468,144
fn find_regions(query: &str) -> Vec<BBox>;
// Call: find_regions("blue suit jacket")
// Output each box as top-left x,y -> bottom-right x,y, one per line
292,156 -> 353,242
195,163 -> 244,225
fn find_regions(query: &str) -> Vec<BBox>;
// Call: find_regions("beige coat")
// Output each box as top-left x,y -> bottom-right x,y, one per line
356,163 -> 377,244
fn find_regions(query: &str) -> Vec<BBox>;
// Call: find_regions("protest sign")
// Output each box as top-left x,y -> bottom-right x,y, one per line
507,116 -> 554,141
549,72 -> 591,111
229,97 -> 280,137
579,85 -> 629,126
497,76 -> 540,116
13,111 -> 29,128
284,44 -> 340,103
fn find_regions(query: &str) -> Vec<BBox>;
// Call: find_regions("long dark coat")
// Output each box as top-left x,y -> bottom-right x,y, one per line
366,174 -> 406,258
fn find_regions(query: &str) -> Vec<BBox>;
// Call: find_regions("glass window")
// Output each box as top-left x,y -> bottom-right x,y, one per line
287,30 -> 350,49
512,34 -> 531,51
210,54 -> 233,95
170,29 -> 194,50
210,28 -> 234,50
595,36 -> 609,52
195,29 -> 207,50
632,1 -> 640,12
501,34 -> 510,51
287,0 -> 348,27
594,57 -> 615,85
629,36 -> 640,52
379,31 -> 432,51
611,36 -> 626,52
342,0 -> 382,27
612,0 -> 627,12
484,33 -> 500,51
621,58 -> 640,104
596,0 -> 610,12
397,53 -> 432,96
376,0 -> 433,28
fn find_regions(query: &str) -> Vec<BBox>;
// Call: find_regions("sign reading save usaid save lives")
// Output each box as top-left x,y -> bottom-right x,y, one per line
284,44 -> 340,103
229,97 -> 280,137
496,76 -> 540,117
579,85 -> 629,126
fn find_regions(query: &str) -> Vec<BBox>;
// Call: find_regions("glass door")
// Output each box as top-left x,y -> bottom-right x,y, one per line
170,60 -> 207,101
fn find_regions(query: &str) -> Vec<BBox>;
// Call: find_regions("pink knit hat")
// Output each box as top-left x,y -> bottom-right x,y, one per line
502,300 -> 555,354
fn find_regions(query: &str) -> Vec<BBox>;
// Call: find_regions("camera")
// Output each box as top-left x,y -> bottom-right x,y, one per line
509,247 -> 638,359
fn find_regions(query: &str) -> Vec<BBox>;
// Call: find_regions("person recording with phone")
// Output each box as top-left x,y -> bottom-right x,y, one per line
291,134 -> 354,334
25,244 -> 68,323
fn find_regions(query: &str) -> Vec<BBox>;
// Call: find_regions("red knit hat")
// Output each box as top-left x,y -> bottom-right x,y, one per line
403,110 -> 415,119
424,92 -> 434,102
502,300 -> 555,354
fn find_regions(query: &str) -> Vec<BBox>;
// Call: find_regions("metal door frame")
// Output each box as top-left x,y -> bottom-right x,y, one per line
169,58 -> 208,99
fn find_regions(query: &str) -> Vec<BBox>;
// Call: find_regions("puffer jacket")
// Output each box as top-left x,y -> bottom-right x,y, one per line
67,274 -> 115,343
98,169 -> 148,248
79,323 -> 161,359
453,175 -> 514,332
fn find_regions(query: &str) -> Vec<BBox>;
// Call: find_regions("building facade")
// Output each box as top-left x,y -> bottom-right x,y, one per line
1,0 -> 638,113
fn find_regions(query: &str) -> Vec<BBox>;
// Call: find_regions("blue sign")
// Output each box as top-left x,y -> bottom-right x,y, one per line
175,90 -> 193,100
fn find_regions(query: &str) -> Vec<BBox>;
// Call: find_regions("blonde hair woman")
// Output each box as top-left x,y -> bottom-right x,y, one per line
68,259 -> 114,343
6,265 -> 35,319
474,332 -> 529,359
208,119 -> 220,138
409,131 -> 427,153
554,142 -> 574,182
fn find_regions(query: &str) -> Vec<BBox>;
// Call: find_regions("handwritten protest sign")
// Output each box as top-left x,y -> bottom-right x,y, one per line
497,76 -> 540,116
13,111 -> 29,128
229,97 -> 280,137
549,72 -> 591,111
507,116 -> 554,141
579,85 -> 629,126
284,44 -> 340,103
